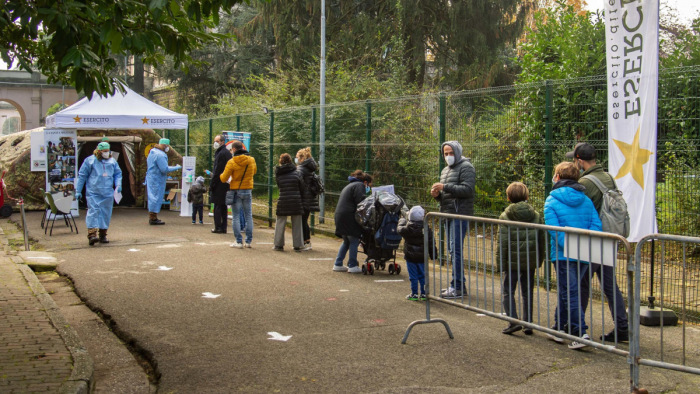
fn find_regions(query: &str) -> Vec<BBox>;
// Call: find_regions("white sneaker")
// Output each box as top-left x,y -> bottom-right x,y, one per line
244,243 -> 252,248
333,265 -> 348,272
304,242 -> 312,250
230,242 -> 243,249
347,266 -> 363,274
568,334 -> 591,350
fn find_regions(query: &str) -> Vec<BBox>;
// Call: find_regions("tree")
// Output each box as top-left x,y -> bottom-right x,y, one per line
0,0 -> 242,97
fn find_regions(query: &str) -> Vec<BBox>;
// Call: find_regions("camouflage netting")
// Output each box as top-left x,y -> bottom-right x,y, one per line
0,128 -> 183,211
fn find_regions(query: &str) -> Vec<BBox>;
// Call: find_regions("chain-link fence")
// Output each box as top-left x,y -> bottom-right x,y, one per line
176,66 -> 699,320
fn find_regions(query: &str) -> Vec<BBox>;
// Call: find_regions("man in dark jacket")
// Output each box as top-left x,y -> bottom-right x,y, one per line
567,142 -> 629,343
206,134 -> 232,233
431,141 -> 476,298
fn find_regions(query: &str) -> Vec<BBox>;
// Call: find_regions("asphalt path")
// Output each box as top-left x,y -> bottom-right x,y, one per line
26,208 -> 700,393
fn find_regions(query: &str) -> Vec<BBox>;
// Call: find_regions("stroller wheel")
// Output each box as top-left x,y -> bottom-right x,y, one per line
368,264 -> 374,275
395,265 -> 401,275
362,264 -> 367,275
388,264 -> 395,274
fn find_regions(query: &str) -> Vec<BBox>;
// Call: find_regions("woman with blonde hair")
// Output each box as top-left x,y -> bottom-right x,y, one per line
295,147 -> 319,249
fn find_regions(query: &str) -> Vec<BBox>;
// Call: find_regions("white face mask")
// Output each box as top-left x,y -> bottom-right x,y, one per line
101,152 -> 110,159
213,141 -> 220,150
445,155 -> 455,166
165,146 -> 170,153
294,158 -> 299,164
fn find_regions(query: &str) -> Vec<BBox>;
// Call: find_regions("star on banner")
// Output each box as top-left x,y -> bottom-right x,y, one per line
73,115 -> 81,123
613,126 -> 653,190
141,117 -> 149,124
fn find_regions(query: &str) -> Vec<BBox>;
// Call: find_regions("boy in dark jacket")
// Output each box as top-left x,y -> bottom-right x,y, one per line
187,176 -> 207,224
397,206 -> 435,301
497,182 -> 545,335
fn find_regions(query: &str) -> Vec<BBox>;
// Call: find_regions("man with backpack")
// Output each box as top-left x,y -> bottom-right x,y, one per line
567,142 -> 630,343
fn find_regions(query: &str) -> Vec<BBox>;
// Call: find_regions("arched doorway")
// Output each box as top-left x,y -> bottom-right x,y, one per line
0,100 -> 23,135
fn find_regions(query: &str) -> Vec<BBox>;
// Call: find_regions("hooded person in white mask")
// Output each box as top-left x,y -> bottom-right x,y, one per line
430,140 -> 476,299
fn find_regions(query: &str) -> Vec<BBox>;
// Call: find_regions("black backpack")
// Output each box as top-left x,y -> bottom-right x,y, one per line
375,211 -> 402,250
307,173 -> 325,196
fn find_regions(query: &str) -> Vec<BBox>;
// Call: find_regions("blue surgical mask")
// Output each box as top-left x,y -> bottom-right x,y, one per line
365,186 -> 371,194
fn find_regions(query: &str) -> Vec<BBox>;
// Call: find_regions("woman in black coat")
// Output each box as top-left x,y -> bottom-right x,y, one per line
273,153 -> 306,251
295,147 -> 319,248
206,135 -> 232,233
333,170 -> 372,273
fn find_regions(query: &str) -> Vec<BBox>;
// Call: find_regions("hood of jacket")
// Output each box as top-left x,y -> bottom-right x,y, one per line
504,201 -> 538,222
441,140 -> 467,167
299,158 -> 318,172
232,152 -> 255,167
549,182 -> 588,208
275,162 -> 297,176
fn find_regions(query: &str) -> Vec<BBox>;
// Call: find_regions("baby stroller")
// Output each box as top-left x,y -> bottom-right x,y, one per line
355,191 -> 407,275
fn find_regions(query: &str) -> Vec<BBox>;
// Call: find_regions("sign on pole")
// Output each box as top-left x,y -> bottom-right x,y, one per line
605,0 -> 659,241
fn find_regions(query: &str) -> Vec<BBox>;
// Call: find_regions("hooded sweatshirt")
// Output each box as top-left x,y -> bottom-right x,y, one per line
435,141 -> 476,215
496,201 -> 545,272
544,180 -> 602,262
187,177 -> 207,205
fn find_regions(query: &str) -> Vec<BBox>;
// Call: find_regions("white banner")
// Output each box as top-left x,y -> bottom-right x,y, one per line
605,0 -> 659,242
30,130 -> 46,171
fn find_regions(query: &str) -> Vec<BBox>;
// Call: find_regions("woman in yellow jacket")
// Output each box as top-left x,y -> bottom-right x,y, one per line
219,140 -> 257,248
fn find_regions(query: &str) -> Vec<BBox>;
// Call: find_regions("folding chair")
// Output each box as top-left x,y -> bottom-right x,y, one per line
44,192 -> 79,235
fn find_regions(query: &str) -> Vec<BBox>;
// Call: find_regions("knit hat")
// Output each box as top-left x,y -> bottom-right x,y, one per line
408,206 -> 425,222
97,141 -> 110,150
159,138 -> 170,145
195,176 -> 204,185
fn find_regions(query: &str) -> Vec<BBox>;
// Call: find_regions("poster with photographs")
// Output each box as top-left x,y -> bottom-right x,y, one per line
44,128 -> 79,216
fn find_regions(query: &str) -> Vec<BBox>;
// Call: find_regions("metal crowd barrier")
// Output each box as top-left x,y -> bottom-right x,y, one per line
402,212 -> 636,387
631,234 -> 700,390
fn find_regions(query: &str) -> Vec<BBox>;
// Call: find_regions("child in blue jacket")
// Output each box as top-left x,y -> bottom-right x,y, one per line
544,162 -> 601,350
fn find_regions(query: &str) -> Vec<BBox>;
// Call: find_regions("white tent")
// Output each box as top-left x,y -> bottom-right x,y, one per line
46,86 -> 188,129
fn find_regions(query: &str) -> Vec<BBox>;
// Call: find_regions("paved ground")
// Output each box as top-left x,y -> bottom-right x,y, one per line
3,207 -> 700,393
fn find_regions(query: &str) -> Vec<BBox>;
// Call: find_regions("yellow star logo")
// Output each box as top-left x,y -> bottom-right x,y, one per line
613,126 -> 653,190
141,117 -> 149,124
73,115 -> 81,123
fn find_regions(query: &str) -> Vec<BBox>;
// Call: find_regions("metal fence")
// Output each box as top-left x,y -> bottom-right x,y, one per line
179,65 -> 700,318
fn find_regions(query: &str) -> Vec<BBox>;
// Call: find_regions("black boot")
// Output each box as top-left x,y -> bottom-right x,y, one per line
88,228 -> 99,246
149,212 -> 165,225
99,229 -> 109,243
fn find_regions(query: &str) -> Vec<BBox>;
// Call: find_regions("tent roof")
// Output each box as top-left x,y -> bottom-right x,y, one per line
46,86 -> 187,130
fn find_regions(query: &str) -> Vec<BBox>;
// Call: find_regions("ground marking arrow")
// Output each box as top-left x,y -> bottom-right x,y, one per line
267,332 -> 292,341
156,266 -> 173,271
202,292 -> 221,298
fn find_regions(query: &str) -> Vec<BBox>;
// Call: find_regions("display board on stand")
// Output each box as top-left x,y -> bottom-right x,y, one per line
44,128 -> 79,216
180,156 -> 196,217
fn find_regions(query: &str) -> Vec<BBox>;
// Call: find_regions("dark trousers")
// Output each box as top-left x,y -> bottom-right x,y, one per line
191,203 -> 204,222
580,262 -> 629,331
213,203 -> 228,232
301,210 -> 311,242
502,270 -> 535,322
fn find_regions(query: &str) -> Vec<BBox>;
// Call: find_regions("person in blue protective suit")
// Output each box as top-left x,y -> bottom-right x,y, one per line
146,138 -> 181,225
75,141 -> 122,245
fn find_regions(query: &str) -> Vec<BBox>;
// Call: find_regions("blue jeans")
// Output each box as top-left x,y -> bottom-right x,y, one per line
580,263 -> 629,331
406,260 -> 425,295
447,219 -> 468,290
555,260 -> 589,335
334,235 -> 360,268
232,190 -> 253,244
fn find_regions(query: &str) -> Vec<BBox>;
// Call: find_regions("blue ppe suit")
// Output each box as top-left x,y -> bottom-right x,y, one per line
76,155 -> 122,229
146,148 -> 179,213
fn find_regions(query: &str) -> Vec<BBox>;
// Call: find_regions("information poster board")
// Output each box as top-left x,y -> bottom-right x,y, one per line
30,130 -> 46,171
180,156 -> 196,217
44,128 -> 79,216
222,131 -> 251,150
